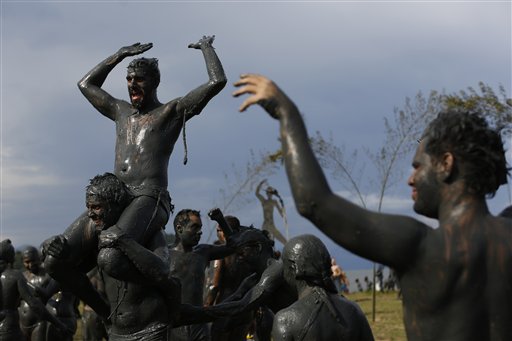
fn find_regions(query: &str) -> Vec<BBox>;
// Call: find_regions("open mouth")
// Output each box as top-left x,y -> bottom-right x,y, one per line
130,88 -> 143,103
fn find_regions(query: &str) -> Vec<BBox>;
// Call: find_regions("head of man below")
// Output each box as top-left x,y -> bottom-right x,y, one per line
126,57 -> 160,110
86,173 -> 133,232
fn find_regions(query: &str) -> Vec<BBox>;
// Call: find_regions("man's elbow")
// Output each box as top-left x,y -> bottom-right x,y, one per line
210,77 -> 227,93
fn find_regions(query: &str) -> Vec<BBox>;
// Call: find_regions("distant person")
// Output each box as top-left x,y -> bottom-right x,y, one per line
18,246 -> 54,341
0,239 -> 69,341
168,208 -> 239,341
355,279 -> 364,292
272,234 -> 374,341
256,179 -> 287,245
330,258 -> 343,293
233,74 -> 511,340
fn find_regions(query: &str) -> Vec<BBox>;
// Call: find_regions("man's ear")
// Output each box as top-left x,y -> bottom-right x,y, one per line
438,152 -> 455,182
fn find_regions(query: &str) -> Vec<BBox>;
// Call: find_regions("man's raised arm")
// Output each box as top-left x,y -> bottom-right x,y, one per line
176,35 -> 227,121
233,74 -> 428,270
77,43 -> 152,120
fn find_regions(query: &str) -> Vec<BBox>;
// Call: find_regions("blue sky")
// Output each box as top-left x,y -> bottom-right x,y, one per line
1,1 -> 511,270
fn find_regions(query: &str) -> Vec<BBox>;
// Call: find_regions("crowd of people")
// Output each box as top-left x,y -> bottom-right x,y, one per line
1,35 -> 511,341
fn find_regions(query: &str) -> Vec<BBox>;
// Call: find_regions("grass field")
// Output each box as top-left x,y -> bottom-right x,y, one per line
73,291 -> 406,340
347,291 -> 406,341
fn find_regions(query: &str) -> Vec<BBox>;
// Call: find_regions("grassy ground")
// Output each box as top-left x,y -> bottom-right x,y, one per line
73,291 -> 405,340
347,291 -> 406,341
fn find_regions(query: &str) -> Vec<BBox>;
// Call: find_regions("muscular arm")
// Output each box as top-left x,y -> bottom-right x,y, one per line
77,42 -> 152,120
196,244 -> 235,262
233,74 -> 430,271
176,35 -> 227,121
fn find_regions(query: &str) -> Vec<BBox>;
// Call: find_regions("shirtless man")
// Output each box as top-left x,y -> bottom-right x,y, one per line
273,234 -> 374,341
18,246 -> 54,340
44,35 -> 226,317
0,240 -> 69,341
233,74 -> 511,340
168,209 -> 238,341
255,179 -> 287,245
44,173 -> 175,339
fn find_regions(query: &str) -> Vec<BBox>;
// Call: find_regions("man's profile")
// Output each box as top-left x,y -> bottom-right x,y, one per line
233,73 -> 511,341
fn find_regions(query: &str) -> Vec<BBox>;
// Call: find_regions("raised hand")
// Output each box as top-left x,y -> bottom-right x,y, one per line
233,74 -> 285,118
118,42 -> 153,57
188,35 -> 215,50
208,208 -> 223,222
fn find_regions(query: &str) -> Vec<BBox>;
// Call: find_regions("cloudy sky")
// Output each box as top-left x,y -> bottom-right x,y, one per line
2,1 -> 511,270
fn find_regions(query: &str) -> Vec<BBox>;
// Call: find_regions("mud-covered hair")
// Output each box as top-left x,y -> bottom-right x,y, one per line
23,245 -> 40,261
224,215 -> 241,232
173,209 -> 201,232
283,234 -> 337,294
127,57 -> 160,86
86,172 -> 133,209
423,111 -> 509,198
0,239 -> 15,264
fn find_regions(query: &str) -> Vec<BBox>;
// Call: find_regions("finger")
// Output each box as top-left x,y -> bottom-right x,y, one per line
239,96 -> 261,112
232,84 -> 258,98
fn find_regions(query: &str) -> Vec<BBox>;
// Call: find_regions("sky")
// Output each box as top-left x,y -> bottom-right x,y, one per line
1,0 -> 511,271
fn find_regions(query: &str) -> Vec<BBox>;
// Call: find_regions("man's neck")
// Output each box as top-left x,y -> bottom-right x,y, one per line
174,243 -> 193,253
438,186 -> 489,225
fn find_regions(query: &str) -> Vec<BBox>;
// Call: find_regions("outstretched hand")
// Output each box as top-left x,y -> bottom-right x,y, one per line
188,35 -> 215,49
232,74 -> 284,118
118,42 -> 153,57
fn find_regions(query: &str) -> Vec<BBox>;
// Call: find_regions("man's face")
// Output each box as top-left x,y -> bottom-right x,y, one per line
86,196 -> 118,230
179,214 -> 203,247
23,254 -> 40,273
126,69 -> 154,109
216,225 -> 225,243
408,140 -> 441,218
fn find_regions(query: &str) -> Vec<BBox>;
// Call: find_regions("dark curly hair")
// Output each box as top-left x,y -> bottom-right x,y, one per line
423,111 -> 509,198
86,172 -> 133,209
127,57 -> 160,86
173,209 -> 201,232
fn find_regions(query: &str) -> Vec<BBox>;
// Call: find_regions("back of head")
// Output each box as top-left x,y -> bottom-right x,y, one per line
23,245 -> 40,262
0,239 -> 15,264
225,215 -> 241,232
283,234 -> 337,293
423,111 -> 509,198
